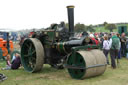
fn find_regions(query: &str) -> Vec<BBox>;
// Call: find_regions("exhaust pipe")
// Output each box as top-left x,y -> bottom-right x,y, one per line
67,5 -> 75,37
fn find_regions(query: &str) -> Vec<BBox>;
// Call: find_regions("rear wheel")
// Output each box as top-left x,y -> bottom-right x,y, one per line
21,38 -> 44,73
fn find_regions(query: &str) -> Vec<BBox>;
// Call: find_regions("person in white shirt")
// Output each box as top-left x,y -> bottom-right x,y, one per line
103,36 -> 110,65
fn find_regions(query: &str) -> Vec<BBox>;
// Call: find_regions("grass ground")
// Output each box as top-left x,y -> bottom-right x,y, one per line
0,58 -> 128,85
95,26 -> 118,33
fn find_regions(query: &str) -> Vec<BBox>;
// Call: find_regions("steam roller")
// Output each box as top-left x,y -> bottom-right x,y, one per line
66,49 -> 107,79
21,5 -> 107,79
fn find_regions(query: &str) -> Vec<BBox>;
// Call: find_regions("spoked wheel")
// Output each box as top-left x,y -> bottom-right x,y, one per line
21,38 -> 44,73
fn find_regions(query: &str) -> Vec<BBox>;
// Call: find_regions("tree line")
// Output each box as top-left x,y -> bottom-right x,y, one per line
65,22 -> 117,32
45,22 -> 126,32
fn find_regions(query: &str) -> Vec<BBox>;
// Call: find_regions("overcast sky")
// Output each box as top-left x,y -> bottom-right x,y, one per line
0,0 -> 128,30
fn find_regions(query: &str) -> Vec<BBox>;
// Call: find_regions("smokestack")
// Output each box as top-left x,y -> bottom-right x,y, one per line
67,5 -> 75,36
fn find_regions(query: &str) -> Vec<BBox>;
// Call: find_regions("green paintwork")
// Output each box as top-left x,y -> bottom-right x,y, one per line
42,31 -> 58,46
67,52 -> 86,79
72,45 -> 99,51
59,42 -> 65,53
21,39 -> 36,72
42,25 -> 58,44
47,31 -> 55,41
118,26 -> 127,35
66,45 -> 99,79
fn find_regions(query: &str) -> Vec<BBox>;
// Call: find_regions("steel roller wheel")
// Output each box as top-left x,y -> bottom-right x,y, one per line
21,38 -> 44,73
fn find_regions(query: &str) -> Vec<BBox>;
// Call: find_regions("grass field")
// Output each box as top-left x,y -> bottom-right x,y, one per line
0,58 -> 128,85
95,26 -> 118,33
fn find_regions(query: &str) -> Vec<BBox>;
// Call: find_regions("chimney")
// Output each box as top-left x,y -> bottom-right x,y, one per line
67,5 -> 75,36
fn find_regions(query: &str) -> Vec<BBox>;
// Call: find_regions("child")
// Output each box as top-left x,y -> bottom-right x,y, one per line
2,54 -> 11,70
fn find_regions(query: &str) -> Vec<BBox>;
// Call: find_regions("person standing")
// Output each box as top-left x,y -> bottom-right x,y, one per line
126,39 -> 128,59
117,33 -> 121,59
103,36 -> 110,65
109,33 -> 120,69
120,33 -> 126,57
100,36 -> 104,49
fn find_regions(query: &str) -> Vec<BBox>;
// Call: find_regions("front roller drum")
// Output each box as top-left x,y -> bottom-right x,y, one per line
66,49 -> 107,79
21,38 -> 44,73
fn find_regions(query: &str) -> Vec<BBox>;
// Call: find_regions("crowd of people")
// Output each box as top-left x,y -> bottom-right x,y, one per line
89,32 -> 127,69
